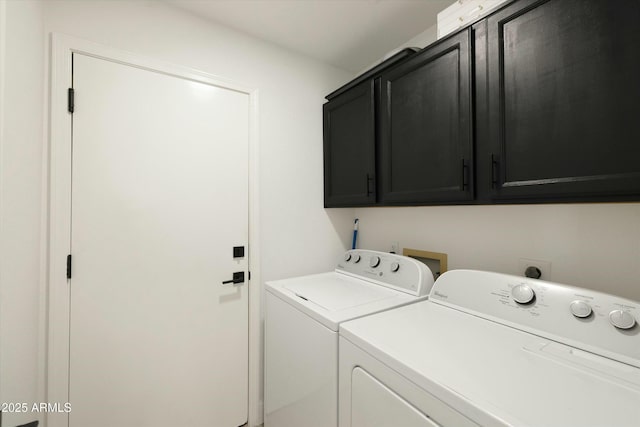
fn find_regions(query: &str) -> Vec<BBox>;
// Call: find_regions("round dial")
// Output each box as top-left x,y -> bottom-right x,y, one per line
369,256 -> 381,268
353,254 -> 361,263
569,300 -> 592,318
390,262 -> 400,272
511,284 -> 535,304
609,310 -> 636,330
344,253 -> 352,262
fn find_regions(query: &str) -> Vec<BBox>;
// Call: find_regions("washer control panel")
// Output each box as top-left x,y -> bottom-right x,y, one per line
430,270 -> 640,367
337,250 -> 434,296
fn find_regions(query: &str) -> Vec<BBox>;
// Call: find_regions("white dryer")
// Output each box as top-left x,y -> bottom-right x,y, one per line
339,269 -> 640,427
264,250 -> 434,427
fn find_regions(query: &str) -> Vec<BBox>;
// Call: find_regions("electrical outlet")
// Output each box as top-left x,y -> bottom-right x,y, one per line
518,258 -> 552,280
391,241 -> 400,254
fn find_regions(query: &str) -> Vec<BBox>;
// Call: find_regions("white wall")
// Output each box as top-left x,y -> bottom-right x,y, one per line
396,23 -> 438,51
1,1 -> 353,425
0,1 -> 46,426
355,24 -> 640,303
355,204 -> 640,301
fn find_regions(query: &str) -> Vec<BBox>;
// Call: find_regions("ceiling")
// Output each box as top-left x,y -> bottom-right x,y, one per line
166,0 -> 452,73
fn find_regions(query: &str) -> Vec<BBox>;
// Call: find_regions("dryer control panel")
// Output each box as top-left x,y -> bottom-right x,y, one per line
336,250 -> 434,297
431,269 -> 640,368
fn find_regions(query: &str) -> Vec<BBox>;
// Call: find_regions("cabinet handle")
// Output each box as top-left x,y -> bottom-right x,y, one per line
366,173 -> 374,196
461,159 -> 469,191
491,154 -> 499,189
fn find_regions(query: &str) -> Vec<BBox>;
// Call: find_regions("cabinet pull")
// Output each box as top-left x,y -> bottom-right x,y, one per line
366,173 -> 374,196
491,154 -> 499,189
461,159 -> 469,191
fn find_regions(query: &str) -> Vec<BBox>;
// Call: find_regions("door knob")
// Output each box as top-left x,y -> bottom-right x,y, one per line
222,271 -> 245,285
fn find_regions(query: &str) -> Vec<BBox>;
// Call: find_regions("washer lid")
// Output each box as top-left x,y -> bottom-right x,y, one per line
266,272 -> 425,331
284,276 -> 395,311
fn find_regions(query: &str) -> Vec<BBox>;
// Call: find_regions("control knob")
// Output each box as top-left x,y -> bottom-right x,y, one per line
511,284 -> 535,304
569,300 -> 592,318
344,253 -> 352,262
609,310 -> 636,330
369,256 -> 381,268
390,262 -> 400,273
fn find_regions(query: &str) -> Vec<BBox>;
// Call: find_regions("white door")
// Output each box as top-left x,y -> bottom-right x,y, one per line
69,53 -> 249,427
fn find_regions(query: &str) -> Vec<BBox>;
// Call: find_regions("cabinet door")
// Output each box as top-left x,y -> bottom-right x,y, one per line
482,0 -> 640,202
379,29 -> 473,204
323,81 -> 376,207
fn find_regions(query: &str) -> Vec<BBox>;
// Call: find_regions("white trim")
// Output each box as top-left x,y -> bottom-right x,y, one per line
247,89 -> 263,427
37,10 -> 50,427
47,33 -> 73,427
0,0 -> 7,409
47,33 -> 261,427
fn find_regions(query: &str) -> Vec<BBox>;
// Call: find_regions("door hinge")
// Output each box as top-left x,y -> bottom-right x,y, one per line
66,254 -> 72,279
68,88 -> 75,113
248,271 -> 251,280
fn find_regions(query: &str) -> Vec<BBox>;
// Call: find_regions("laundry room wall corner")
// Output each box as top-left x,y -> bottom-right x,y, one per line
2,1 -> 354,424
0,1 -> 47,426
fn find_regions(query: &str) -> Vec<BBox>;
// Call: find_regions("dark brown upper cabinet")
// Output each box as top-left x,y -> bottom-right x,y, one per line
323,49 -> 417,207
323,81 -> 376,207
324,0 -> 640,207
378,29 -> 473,204
477,0 -> 640,202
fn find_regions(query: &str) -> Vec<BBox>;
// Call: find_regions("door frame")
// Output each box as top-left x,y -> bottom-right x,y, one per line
46,33 -> 261,427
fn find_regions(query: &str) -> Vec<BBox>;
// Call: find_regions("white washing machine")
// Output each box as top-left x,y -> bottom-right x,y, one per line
339,269 -> 640,427
264,249 -> 435,427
